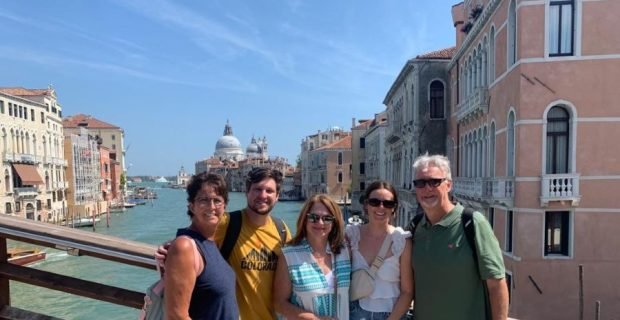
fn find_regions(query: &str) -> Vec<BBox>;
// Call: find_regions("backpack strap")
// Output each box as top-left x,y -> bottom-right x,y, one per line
461,207 -> 491,320
220,210 -> 243,261
219,210 -> 288,261
272,216 -> 288,244
407,213 -> 425,238
461,207 -> 477,263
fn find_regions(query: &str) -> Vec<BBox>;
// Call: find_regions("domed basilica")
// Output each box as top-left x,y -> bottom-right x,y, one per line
214,121 -> 268,161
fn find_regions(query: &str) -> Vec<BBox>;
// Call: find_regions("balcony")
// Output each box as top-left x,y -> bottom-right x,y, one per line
452,176 -> 514,206
51,157 -> 68,166
3,152 -> 38,164
456,87 -> 489,123
14,187 -> 39,198
541,173 -> 581,206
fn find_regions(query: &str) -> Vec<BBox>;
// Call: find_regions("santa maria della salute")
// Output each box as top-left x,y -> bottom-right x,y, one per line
213,120 -> 269,162
194,121 -> 299,198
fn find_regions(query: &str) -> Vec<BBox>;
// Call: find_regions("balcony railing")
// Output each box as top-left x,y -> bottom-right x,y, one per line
453,176 -> 514,206
51,157 -> 68,166
2,152 -> 39,163
14,187 -> 39,198
456,87 -> 489,122
541,173 -> 581,206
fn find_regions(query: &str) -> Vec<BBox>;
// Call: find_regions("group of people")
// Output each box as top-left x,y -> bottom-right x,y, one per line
158,154 -> 509,320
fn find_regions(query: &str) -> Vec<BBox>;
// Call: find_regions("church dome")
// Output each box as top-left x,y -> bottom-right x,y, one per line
217,135 -> 242,149
246,136 -> 262,154
214,121 -> 245,161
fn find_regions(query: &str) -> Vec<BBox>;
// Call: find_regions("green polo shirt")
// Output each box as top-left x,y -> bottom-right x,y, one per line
412,204 -> 505,320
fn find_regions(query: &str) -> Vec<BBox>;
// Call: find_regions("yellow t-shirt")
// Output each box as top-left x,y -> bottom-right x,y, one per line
215,210 -> 291,320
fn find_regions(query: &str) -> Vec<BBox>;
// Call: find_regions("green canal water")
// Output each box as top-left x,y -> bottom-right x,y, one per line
9,183 -> 303,319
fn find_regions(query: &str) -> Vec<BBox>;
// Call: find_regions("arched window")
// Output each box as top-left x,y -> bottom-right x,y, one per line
546,106 -> 570,174
507,111 -> 516,177
489,27 -> 496,82
508,0 -> 517,66
4,169 -> 10,193
490,122 -> 496,177
429,81 -> 445,119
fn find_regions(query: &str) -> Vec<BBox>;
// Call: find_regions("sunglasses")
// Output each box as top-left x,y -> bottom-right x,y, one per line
307,213 -> 335,224
413,178 -> 447,188
366,198 -> 397,209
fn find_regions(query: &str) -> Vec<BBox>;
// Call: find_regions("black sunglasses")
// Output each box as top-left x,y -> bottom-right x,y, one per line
307,213 -> 335,224
413,178 -> 447,188
367,198 -> 397,209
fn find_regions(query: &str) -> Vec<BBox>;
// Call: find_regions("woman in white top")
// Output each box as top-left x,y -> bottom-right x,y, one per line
273,194 -> 351,320
347,181 -> 413,320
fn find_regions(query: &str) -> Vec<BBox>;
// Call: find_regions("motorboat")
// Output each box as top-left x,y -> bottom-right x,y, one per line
8,248 -> 47,266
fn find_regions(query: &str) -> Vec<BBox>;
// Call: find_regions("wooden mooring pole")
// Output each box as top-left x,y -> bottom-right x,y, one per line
0,237 -> 9,307
579,264 -> 584,320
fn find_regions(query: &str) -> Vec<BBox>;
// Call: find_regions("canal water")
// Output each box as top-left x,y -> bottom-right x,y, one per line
9,183 -> 303,319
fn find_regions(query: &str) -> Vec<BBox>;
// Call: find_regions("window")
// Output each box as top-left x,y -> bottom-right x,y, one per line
360,162 -> 365,175
505,272 -> 513,303
488,207 -> 495,228
338,172 -> 343,183
24,107 -> 28,120
19,106 -> 23,118
47,199 -> 52,209
31,109 -> 35,121
545,211 -> 570,256
0,100 -> 3,114
506,210 -> 513,253
549,0 -> 574,56
41,111 -> 45,123
508,0 -> 517,66
112,134 -> 116,140
338,152 -> 343,165
429,81 -> 445,119
546,106 -> 569,174
112,144 -> 116,150
5,203 -> 11,214
489,27 -> 496,82
360,182 -> 365,192
507,112 -> 515,177
359,137 -> 365,148
37,200 -> 42,210
8,103 -> 13,116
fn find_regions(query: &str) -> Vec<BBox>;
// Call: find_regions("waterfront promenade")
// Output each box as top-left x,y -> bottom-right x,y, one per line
4,184 -> 303,319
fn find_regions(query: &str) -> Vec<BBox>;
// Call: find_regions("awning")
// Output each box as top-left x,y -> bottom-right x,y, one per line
12,164 -> 44,185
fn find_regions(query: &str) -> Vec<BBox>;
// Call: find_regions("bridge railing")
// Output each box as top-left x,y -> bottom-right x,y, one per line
0,214 -> 157,319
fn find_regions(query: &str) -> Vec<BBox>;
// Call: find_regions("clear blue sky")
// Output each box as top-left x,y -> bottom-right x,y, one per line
0,0 -> 457,176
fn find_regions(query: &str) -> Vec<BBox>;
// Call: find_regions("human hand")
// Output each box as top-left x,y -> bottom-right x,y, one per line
154,241 -> 171,269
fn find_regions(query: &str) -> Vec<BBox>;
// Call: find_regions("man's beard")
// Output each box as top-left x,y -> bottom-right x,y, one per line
247,201 -> 275,216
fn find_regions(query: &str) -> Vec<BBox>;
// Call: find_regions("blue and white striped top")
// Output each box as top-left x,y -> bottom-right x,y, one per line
280,240 -> 351,320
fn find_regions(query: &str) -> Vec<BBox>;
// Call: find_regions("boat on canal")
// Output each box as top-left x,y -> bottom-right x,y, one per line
8,248 -> 47,266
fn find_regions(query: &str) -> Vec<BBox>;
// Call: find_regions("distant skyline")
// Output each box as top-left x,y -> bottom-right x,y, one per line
0,0 -> 457,176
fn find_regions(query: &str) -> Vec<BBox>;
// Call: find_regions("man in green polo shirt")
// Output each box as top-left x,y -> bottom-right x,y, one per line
411,153 -> 509,320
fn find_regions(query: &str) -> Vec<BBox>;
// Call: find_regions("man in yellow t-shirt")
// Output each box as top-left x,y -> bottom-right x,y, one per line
214,167 -> 290,319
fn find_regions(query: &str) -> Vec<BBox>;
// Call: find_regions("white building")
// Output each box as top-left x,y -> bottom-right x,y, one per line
0,86 -> 68,222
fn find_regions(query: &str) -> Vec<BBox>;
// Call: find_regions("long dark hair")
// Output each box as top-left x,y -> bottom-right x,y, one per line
362,180 -> 399,212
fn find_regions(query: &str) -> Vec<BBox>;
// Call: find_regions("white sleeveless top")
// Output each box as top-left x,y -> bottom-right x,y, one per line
346,225 -> 411,313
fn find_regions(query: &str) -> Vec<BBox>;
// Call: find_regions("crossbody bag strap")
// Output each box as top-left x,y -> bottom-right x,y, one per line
368,231 -> 392,275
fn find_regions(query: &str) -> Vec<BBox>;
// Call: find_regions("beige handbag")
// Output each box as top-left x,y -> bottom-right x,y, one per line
349,232 -> 392,301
